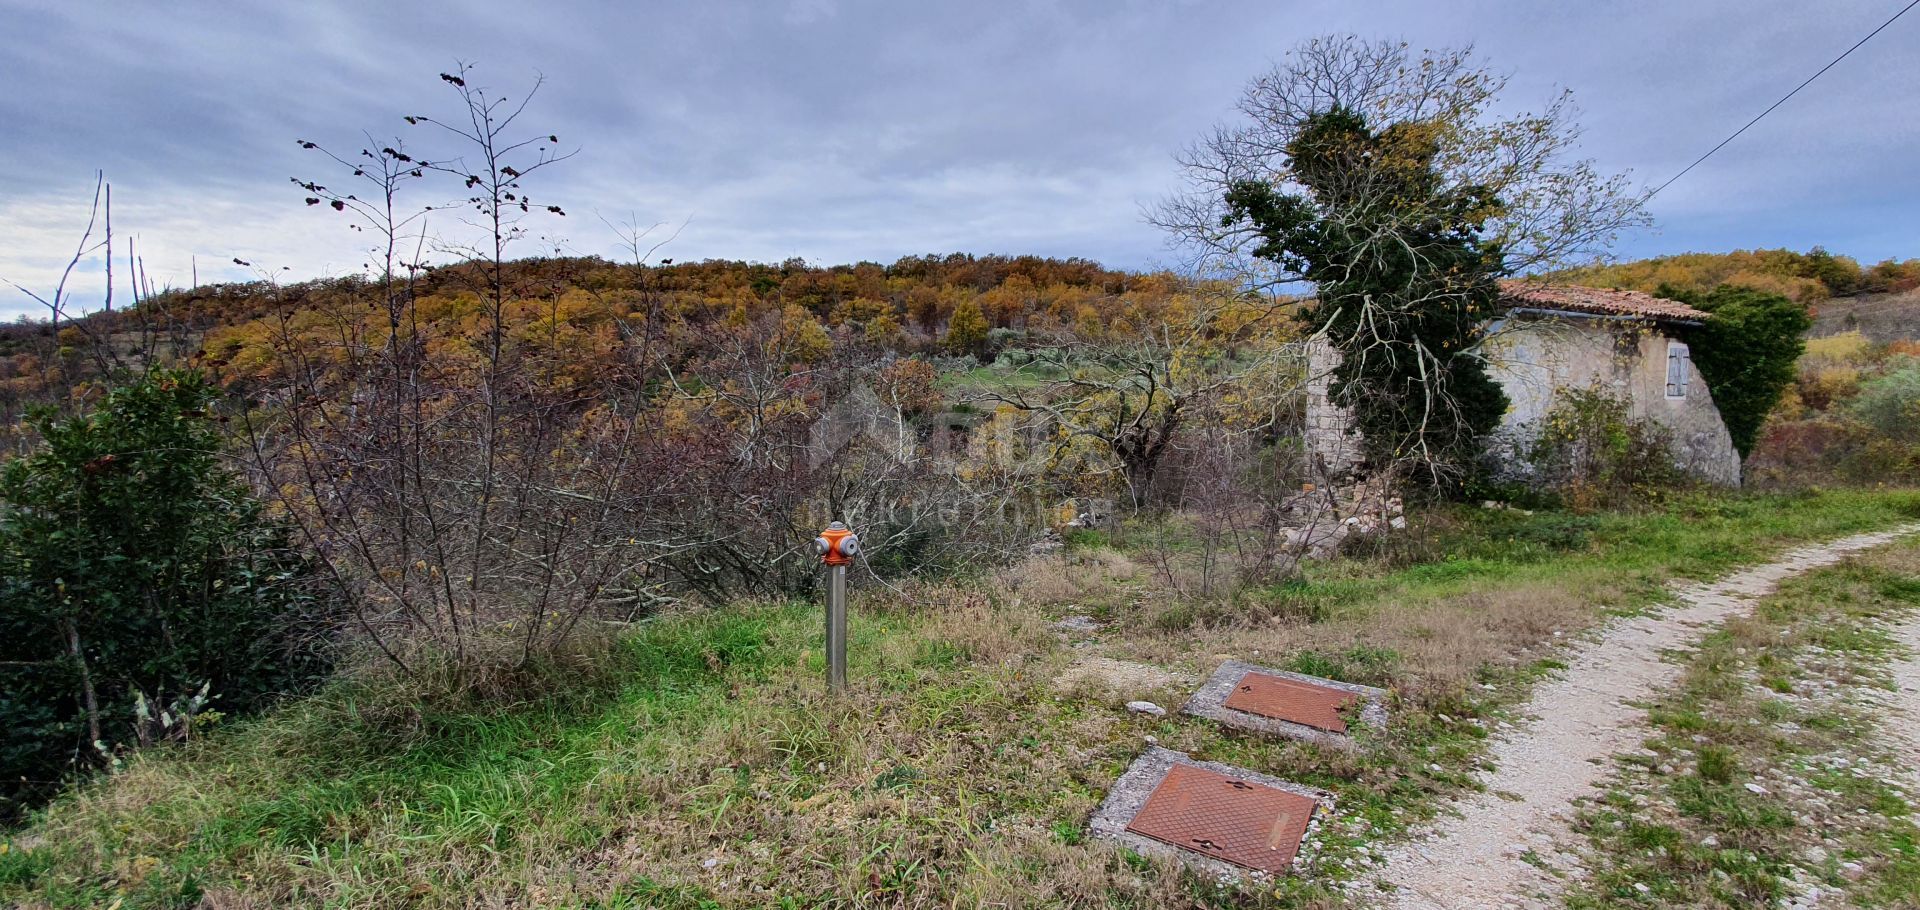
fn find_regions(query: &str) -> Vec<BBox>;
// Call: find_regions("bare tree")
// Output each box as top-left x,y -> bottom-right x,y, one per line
1153,37 -> 1650,488
246,65 -> 660,688
1,173 -> 126,377
985,284 -> 1301,510
1154,36 -> 1649,284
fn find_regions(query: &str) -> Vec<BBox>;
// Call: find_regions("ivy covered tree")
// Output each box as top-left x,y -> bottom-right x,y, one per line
1660,284 -> 1812,458
1224,108 -> 1509,484
0,369 -> 335,816
1158,36 -> 1649,489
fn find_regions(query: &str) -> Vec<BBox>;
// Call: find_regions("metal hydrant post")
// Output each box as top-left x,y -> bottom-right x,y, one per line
813,521 -> 858,692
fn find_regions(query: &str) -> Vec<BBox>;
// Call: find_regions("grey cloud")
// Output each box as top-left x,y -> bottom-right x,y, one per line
3,0 -> 1917,317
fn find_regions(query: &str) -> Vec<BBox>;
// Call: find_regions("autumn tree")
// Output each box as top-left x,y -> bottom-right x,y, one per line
988,287 -> 1296,508
1551,248 -> 1878,304
868,357 -> 937,461
905,285 -> 943,331
876,357 -> 939,415
864,314 -> 904,346
980,274 -> 1036,327
944,299 -> 989,357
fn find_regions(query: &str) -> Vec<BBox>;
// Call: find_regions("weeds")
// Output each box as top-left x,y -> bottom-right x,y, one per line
4,489 -> 1918,908
1566,540 -> 1920,908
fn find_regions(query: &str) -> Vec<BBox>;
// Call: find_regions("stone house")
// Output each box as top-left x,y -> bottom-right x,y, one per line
1306,281 -> 1743,486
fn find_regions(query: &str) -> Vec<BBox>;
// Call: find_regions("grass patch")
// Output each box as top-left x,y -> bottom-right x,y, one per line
1567,539 -> 1920,909
3,488 -> 1916,908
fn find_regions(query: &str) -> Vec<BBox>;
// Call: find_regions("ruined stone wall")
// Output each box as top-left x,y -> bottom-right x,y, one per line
1303,335 -> 1363,480
1480,315 -> 1741,486
1304,314 -> 1743,487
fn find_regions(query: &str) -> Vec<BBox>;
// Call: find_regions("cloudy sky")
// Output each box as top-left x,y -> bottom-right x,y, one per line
3,0 -> 1916,317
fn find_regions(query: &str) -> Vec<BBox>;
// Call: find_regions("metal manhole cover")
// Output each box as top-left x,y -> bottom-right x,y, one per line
1124,763 -> 1317,873
1221,671 -> 1358,733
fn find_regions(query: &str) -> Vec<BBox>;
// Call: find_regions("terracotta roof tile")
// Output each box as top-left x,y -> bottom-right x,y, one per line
1498,280 -> 1711,323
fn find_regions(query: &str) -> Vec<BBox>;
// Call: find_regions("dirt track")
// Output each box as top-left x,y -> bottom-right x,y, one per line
1366,524 -> 1920,910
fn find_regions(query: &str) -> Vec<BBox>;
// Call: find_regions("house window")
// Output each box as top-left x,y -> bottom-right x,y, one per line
1665,340 -> 1690,399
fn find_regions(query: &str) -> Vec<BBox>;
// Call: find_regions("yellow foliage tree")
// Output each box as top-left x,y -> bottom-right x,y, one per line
944,299 -> 989,357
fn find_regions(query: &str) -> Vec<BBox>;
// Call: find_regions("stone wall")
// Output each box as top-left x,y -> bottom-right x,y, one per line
1480,313 -> 1741,486
1303,335 -> 1363,480
1304,313 -> 1743,487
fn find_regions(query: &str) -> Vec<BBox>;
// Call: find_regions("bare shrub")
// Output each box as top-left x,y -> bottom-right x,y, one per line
242,66 -> 663,690
1163,419 -> 1314,596
242,68 -> 1045,692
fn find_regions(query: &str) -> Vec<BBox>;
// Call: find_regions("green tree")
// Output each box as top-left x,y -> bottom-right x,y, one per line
1795,246 -> 1861,297
1662,285 -> 1812,458
1157,37 -> 1648,283
1224,108 -> 1508,485
1847,358 -> 1920,444
0,369 -> 334,816
944,299 -> 989,357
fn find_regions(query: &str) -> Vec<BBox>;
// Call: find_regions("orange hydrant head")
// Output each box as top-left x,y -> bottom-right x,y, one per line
815,521 -> 859,566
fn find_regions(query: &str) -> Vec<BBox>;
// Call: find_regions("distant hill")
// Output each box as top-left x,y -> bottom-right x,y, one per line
1807,289 -> 1920,341
1547,248 -> 1920,308
0,253 -> 1188,451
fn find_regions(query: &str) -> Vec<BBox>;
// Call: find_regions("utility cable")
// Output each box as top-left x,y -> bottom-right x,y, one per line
1650,0 -> 1920,198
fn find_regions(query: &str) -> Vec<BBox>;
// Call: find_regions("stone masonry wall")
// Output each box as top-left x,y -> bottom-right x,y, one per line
1480,314 -> 1741,486
1304,315 -> 1743,487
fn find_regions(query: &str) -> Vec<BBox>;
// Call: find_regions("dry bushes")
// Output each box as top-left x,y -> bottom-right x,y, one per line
1524,386 -> 1685,510
1749,332 -> 1920,488
12,491 -> 1920,909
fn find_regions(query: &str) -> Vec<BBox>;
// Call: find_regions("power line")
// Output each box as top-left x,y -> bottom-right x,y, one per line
1650,0 -> 1920,198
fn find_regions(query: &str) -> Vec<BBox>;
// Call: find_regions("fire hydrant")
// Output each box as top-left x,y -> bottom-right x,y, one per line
813,521 -> 859,691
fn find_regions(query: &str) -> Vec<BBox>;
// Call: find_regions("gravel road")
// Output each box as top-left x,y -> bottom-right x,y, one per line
1366,524 -> 1920,910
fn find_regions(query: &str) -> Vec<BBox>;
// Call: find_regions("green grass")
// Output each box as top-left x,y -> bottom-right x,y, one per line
3,488 -> 1918,909
1300,488 -> 1916,607
1567,538 -> 1920,909
935,356 -> 1069,398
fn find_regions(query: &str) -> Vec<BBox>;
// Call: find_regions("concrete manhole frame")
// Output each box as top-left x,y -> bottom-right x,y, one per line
1183,660 -> 1388,747
1088,746 -> 1335,881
